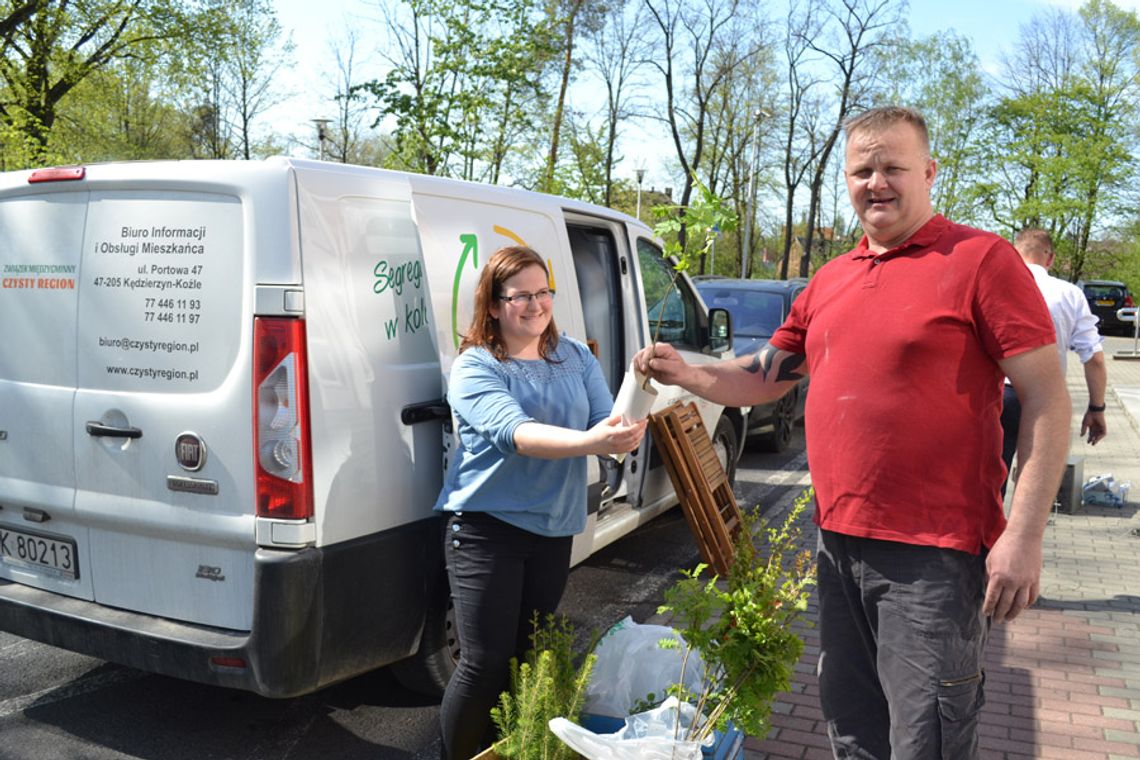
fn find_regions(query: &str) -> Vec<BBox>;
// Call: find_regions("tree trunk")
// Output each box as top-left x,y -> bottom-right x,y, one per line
543,0 -> 584,193
779,200 -> 794,280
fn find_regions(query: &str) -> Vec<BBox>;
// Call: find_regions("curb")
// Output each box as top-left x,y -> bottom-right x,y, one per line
1113,385 -> 1140,435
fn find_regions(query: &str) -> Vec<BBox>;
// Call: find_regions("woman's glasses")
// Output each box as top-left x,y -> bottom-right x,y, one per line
499,289 -> 556,306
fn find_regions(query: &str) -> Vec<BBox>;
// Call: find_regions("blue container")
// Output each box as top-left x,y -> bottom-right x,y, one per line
578,713 -> 744,760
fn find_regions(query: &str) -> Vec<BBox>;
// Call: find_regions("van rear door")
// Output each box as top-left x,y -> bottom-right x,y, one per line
72,189 -> 253,631
0,189 -> 90,599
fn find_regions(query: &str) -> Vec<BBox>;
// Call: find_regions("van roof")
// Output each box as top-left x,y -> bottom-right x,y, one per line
4,158 -> 653,235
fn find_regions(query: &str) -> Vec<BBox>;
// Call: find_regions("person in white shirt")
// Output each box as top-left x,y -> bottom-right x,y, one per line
1001,228 -> 1107,494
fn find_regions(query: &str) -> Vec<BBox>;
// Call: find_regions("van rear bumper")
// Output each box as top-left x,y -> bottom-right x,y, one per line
0,516 -> 443,698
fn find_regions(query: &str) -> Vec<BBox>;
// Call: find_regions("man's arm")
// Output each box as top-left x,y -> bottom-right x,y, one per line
633,341 -> 807,407
1080,351 -> 1107,445
985,344 -> 1071,624
1068,288 -> 1107,445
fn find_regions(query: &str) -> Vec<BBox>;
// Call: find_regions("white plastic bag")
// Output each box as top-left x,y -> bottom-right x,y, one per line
582,616 -> 705,718
1083,473 -> 1132,507
549,697 -> 710,760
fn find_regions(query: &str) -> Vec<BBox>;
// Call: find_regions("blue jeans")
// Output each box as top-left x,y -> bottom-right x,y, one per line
439,511 -> 573,760
817,529 -> 988,759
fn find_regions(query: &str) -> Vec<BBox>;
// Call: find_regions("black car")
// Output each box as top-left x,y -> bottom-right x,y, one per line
1081,279 -> 1135,336
694,277 -> 809,452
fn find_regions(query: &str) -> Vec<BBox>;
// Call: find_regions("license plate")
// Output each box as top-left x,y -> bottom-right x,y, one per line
1096,299 -> 1115,306
0,525 -> 78,579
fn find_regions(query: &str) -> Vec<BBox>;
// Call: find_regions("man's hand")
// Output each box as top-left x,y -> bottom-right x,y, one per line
633,342 -> 691,387
983,529 -> 1043,624
1081,409 -> 1107,445
633,341 -> 806,408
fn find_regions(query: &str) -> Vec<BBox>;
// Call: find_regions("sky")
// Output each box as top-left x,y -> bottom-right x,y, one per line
268,0 -> 1140,175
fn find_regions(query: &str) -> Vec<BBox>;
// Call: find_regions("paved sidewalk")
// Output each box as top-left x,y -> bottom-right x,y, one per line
745,337 -> 1140,760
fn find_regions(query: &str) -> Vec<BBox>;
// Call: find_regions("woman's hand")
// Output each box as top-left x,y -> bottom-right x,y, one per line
589,415 -> 648,456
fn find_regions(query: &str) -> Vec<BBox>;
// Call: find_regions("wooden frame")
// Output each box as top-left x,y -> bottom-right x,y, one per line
649,401 -> 744,576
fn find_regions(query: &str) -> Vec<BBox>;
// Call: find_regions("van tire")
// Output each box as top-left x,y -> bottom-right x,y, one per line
712,415 -> 739,485
755,391 -> 796,453
390,580 -> 459,698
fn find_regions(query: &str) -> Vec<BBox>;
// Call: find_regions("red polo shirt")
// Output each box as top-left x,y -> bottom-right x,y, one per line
770,215 -> 1056,553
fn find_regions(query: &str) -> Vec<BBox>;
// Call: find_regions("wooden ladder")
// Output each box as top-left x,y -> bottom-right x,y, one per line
649,401 -> 745,576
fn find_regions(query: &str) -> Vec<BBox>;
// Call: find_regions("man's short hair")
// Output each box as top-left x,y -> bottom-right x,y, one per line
844,106 -> 931,157
1014,228 -> 1054,261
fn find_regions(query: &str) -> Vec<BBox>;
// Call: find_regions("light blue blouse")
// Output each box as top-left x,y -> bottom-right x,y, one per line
433,337 -> 613,536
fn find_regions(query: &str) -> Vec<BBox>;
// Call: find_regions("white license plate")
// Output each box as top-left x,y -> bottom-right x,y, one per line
0,525 -> 78,579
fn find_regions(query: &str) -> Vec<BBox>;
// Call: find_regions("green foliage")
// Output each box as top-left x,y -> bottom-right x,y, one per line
490,614 -> 597,760
651,175 -> 737,273
0,114 -> 55,170
656,488 -> 816,742
0,0 -> 195,160
1097,216 -> 1140,292
970,0 -> 1140,280
645,176 -> 736,345
358,0 -> 558,180
874,31 -> 990,225
50,60 -> 196,163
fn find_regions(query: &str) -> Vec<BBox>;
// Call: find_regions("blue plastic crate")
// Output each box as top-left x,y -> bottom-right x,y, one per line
578,713 -> 744,760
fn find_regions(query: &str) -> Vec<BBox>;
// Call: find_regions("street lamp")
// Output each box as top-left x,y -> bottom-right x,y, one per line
740,108 -> 771,278
311,118 -> 332,161
635,167 -> 647,221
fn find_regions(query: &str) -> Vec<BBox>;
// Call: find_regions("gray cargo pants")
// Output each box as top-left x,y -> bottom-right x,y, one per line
816,529 -> 989,760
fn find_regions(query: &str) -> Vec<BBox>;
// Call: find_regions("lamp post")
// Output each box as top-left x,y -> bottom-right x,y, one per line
740,108 -> 771,278
635,167 -> 647,220
311,118 -> 332,161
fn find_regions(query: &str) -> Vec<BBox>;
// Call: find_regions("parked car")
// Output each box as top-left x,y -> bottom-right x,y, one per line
1080,279 -> 1135,336
694,277 -> 810,452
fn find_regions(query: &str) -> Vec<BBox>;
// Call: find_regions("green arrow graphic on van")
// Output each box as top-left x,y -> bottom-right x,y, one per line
452,234 -> 479,349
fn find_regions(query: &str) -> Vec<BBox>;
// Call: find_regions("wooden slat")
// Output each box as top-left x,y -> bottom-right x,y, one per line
648,401 -> 745,576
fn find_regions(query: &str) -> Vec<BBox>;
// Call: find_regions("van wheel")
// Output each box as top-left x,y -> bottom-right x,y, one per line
711,415 -> 738,485
756,392 -> 796,453
390,579 -> 459,698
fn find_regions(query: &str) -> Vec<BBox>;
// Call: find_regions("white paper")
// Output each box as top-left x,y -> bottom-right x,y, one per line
609,365 -> 657,463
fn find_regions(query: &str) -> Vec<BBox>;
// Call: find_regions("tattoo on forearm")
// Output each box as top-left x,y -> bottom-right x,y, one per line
745,343 -> 805,383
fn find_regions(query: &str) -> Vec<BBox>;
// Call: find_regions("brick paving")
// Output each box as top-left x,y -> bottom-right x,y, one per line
745,340 -> 1140,759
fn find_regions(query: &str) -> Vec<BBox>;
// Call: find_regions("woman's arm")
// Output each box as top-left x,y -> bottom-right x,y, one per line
517,341 -> 647,458
513,416 -> 647,459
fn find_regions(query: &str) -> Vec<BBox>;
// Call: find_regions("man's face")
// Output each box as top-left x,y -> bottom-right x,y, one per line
845,121 -> 937,252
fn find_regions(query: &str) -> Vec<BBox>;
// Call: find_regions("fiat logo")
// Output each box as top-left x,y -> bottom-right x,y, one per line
175,432 -> 207,472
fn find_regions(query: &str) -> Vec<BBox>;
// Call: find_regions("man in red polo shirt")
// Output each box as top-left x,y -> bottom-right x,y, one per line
635,106 -> 1071,759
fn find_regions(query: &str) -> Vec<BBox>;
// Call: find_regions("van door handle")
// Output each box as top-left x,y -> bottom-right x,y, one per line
401,401 -> 450,426
86,421 -> 143,439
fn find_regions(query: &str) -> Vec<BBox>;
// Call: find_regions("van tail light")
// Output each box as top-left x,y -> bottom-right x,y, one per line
1125,294 -> 1135,308
253,317 -> 313,519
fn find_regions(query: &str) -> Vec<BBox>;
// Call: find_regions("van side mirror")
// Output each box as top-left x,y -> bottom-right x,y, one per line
707,307 -> 732,354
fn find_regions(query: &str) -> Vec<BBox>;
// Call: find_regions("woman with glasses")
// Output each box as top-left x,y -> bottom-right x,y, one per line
434,245 -> 647,760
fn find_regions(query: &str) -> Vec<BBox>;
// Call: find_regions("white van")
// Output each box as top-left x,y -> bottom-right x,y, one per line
0,158 -> 741,698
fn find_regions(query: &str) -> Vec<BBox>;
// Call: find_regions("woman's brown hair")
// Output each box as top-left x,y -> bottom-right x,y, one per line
459,245 -> 560,361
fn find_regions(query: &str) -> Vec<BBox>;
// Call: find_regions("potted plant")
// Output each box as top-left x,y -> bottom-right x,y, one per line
555,490 -> 815,760
482,614 -> 597,760
656,488 -> 816,744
